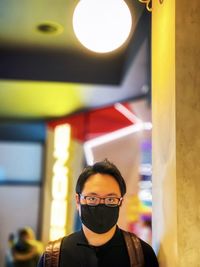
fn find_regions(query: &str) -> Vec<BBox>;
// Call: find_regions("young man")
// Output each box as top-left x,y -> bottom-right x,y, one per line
38,159 -> 159,267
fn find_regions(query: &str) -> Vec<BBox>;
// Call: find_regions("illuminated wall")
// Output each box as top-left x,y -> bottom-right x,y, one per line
152,0 -> 200,265
41,123 -> 85,244
49,125 -> 71,240
41,124 -> 72,243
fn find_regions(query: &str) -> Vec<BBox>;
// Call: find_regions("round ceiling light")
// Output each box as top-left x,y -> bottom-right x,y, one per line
72,0 -> 132,53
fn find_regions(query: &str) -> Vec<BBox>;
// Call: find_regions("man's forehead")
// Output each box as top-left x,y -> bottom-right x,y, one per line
82,192 -> 119,197
82,173 -> 121,195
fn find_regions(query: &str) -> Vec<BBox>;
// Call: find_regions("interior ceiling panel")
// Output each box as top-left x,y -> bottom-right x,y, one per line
0,0 -> 151,120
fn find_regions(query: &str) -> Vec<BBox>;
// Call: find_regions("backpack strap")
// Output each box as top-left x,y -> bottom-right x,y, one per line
43,237 -> 63,267
122,230 -> 144,267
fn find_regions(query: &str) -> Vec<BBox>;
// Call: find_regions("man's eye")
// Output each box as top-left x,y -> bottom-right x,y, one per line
87,197 -> 97,201
107,198 -> 115,203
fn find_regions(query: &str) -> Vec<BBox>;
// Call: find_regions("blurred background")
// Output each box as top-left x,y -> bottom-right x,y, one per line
0,0 -> 153,266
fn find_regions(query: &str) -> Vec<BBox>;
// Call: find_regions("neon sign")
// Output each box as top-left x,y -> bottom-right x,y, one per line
49,124 -> 71,240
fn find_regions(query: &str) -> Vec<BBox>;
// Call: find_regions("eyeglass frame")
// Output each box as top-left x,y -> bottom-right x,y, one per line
79,194 -> 123,207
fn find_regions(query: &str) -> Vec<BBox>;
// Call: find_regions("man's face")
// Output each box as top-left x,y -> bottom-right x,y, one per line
76,173 -> 122,208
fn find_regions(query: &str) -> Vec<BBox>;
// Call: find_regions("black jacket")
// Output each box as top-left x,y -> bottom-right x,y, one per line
38,227 -> 159,267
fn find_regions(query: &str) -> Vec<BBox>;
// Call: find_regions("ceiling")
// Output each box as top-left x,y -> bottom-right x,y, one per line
0,0 -> 151,121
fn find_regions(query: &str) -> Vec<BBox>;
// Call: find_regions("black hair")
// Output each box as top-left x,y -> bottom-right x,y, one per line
75,159 -> 126,196
18,228 -> 29,239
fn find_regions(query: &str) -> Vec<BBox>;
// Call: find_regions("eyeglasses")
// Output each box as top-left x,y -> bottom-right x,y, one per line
79,194 -> 123,207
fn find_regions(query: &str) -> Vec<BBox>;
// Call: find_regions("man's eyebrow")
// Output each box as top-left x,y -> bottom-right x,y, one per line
106,193 -> 120,197
84,192 -> 98,196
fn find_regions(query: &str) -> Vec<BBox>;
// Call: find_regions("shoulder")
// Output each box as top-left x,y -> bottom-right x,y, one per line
120,229 -> 159,267
139,238 -> 156,255
44,231 -> 81,252
139,239 -> 159,267
37,231 -> 82,267
120,228 -> 155,254
61,230 -> 81,248
58,230 -> 85,259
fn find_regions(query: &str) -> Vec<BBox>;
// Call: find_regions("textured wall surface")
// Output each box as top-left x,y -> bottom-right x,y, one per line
176,0 -> 200,265
152,0 -> 200,266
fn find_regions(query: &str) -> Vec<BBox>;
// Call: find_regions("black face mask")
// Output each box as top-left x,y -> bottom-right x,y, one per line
80,204 -> 119,234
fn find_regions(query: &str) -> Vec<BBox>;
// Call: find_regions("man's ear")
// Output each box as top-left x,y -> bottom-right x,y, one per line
119,198 -> 124,207
75,193 -> 80,210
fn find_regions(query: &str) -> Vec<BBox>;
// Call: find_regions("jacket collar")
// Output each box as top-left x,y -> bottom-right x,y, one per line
77,226 -> 123,248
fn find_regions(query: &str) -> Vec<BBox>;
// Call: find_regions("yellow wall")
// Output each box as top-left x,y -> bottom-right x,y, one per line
152,0 -> 177,265
152,0 -> 200,266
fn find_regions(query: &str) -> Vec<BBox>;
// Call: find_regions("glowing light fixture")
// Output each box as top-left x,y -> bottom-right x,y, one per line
49,124 -> 71,241
84,122 -> 152,165
72,0 -> 132,53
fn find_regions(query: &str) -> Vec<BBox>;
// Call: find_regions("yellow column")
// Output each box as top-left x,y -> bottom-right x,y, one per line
152,0 -> 200,266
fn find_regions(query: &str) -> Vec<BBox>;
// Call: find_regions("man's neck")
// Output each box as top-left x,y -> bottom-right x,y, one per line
82,225 -> 117,246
